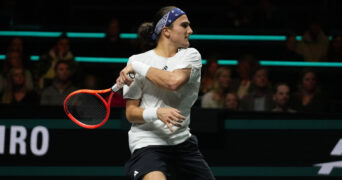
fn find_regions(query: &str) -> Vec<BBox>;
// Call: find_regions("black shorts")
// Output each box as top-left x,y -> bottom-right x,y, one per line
125,135 -> 216,180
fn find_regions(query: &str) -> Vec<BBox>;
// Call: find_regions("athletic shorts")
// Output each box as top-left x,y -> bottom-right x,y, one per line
125,135 -> 216,180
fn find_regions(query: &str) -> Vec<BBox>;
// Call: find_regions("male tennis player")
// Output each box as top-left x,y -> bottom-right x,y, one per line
116,6 -> 215,180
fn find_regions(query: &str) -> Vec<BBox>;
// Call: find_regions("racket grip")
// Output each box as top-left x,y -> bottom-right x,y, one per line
111,73 -> 135,92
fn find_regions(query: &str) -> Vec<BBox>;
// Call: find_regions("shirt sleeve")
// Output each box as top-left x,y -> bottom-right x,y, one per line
173,48 -> 202,70
123,56 -> 143,100
173,48 -> 202,83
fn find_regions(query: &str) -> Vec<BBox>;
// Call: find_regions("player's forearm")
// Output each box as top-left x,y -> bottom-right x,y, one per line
146,67 -> 184,91
126,105 -> 145,124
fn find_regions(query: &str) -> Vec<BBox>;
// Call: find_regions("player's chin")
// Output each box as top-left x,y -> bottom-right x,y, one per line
182,41 -> 190,48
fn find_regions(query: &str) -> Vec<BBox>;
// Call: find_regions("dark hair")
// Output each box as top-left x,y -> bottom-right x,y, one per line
137,22 -> 156,51
273,82 -> 290,94
138,6 -> 177,48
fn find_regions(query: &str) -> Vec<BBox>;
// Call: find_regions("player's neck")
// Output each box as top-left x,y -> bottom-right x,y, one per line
154,41 -> 178,58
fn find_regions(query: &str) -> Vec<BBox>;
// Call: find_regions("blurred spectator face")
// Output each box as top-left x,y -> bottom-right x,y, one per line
273,84 -> 290,107
8,37 -> 23,52
309,23 -> 322,39
218,69 -> 232,89
208,61 -> 218,76
7,51 -> 22,68
237,55 -> 254,79
11,68 -> 25,86
286,35 -> 297,50
333,35 -> 342,50
107,19 -> 120,37
253,69 -> 268,88
56,38 -> 70,54
84,74 -> 97,89
55,62 -> 71,82
225,93 -> 239,110
302,72 -> 317,92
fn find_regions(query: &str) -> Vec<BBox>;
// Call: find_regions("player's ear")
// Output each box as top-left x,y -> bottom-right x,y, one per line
162,27 -> 170,38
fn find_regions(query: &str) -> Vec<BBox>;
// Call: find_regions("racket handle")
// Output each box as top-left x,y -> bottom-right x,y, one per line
111,73 -> 135,92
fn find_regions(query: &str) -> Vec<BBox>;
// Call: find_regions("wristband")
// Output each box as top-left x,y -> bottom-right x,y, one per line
143,108 -> 158,123
131,61 -> 151,77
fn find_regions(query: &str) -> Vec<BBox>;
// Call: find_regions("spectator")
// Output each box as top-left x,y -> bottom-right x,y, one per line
40,60 -> 77,106
291,68 -> 328,113
201,67 -> 233,108
200,56 -> 218,95
81,73 -> 99,90
101,17 -> 131,57
231,53 -> 257,99
7,37 -> 31,68
224,0 -> 254,28
296,21 -> 329,61
1,67 -> 39,105
35,34 -> 76,90
272,83 -> 296,113
327,35 -> 342,61
240,67 -> 274,111
279,33 -> 304,61
224,92 -> 239,111
2,50 -> 34,91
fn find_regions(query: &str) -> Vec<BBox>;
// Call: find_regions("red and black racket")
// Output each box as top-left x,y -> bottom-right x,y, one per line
64,74 -> 134,129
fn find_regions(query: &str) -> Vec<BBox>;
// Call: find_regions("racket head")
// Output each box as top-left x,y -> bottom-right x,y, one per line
64,89 -> 112,129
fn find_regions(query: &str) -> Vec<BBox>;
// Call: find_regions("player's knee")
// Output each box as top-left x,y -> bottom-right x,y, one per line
142,171 -> 166,180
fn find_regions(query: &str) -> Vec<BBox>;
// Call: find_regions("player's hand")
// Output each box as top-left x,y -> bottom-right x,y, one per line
157,107 -> 186,133
116,64 -> 135,88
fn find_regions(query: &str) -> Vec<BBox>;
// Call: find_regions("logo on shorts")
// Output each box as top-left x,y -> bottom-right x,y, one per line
162,65 -> 168,70
134,170 -> 139,177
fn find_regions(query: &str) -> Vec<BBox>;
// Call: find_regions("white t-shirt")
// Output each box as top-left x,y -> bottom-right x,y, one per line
123,47 -> 202,153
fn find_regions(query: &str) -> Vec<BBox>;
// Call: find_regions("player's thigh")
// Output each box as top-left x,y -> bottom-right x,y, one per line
143,171 -> 167,180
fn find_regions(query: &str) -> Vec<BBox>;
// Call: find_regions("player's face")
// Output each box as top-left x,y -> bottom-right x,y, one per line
168,15 -> 193,48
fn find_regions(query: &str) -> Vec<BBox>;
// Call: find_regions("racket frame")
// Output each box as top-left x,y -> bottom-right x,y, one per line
63,88 -> 114,129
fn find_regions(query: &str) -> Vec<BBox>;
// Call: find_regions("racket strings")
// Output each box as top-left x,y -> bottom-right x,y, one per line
66,93 -> 108,125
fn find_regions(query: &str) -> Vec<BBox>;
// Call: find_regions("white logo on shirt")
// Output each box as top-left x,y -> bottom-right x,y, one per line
134,170 -> 139,177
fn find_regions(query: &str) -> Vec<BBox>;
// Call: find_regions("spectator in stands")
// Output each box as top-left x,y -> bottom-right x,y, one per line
240,67 -> 274,111
279,33 -> 304,61
291,68 -> 328,113
296,21 -> 329,61
224,0 -> 254,28
254,0 -> 282,28
1,67 -> 39,105
224,92 -> 239,111
200,56 -> 218,95
81,73 -> 99,90
201,67 -> 233,108
7,37 -> 31,68
2,50 -> 34,91
231,53 -> 257,99
101,17 -> 131,57
272,83 -> 295,113
40,60 -> 77,106
327,35 -> 342,61
35,34 -> 76,90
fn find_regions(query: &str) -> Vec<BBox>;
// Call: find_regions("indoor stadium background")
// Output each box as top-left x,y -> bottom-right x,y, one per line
1,0 -> 342,179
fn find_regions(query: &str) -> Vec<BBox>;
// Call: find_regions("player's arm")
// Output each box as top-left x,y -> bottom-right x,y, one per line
125,99 -> 186,132
118,64 -> 191,91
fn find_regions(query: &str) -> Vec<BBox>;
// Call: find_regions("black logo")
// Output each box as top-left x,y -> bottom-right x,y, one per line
162,66 -> 168,70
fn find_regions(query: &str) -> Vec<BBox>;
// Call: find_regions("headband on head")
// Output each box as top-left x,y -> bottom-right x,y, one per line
152,8 -> 186,40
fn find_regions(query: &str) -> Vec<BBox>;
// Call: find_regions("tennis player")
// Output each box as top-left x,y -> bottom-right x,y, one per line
116,6 -> 215,180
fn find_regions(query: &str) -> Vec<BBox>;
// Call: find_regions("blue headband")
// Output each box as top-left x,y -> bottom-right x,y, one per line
152,8 -> 186,40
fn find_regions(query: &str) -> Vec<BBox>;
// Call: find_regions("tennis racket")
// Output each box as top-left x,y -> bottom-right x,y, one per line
64,73 -> 134,129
